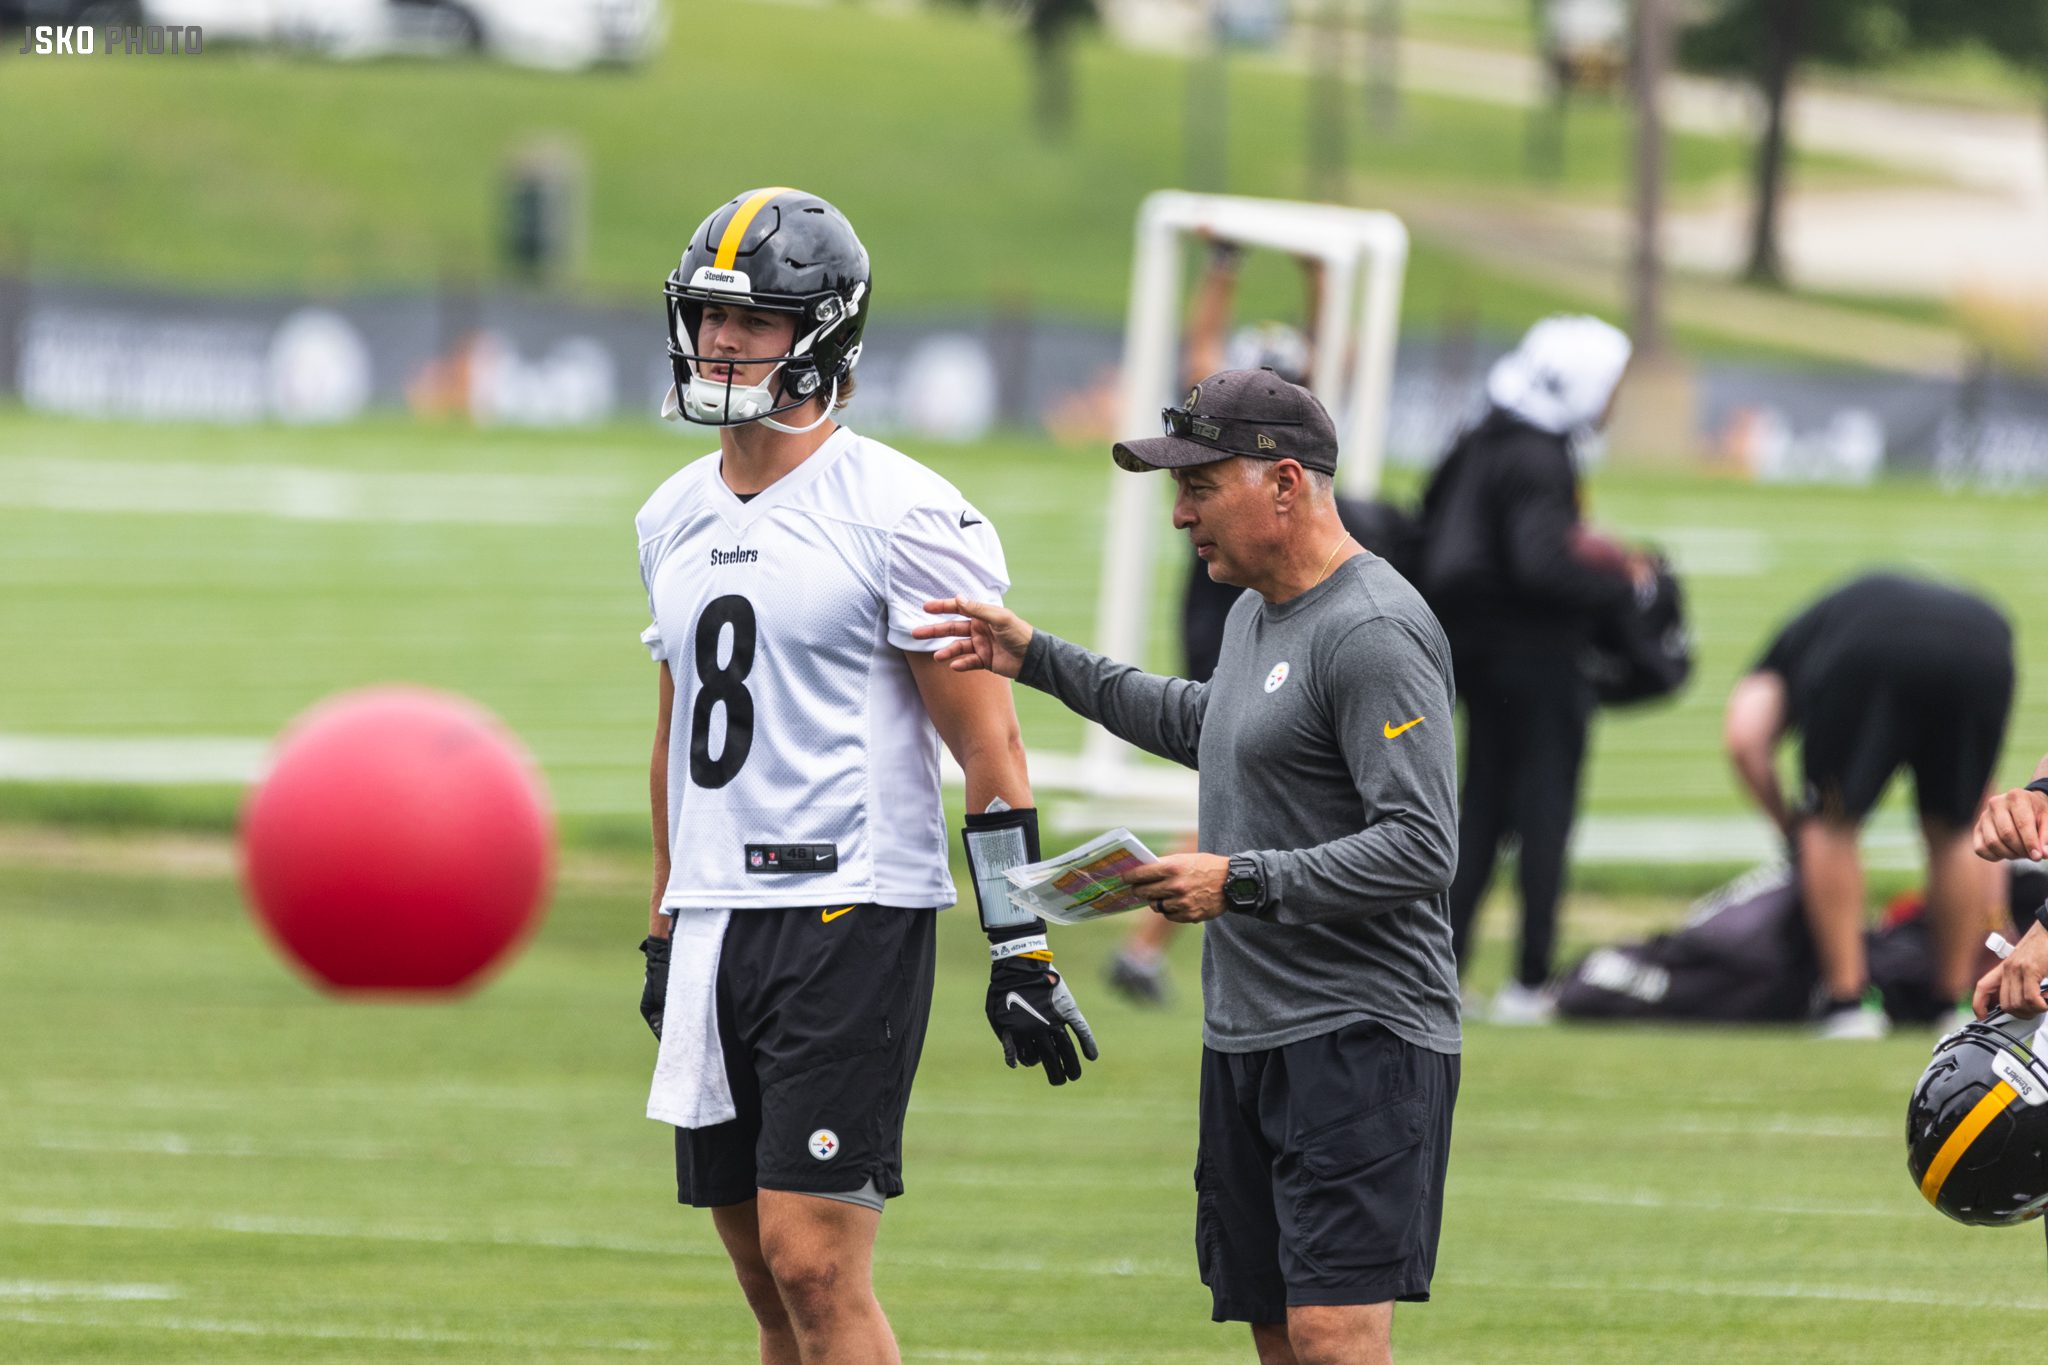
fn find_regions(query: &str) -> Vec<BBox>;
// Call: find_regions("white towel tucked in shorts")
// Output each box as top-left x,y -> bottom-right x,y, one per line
645,906 -> 736,1129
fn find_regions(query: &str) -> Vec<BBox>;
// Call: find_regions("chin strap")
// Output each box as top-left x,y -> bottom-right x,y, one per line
759,378 -> 839,435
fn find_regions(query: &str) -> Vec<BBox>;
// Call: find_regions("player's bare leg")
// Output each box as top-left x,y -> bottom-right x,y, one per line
1922,813 -> 2002,1002
1797,815 -> 1868,1002
1250,1303 -> 1392,1365
755,1188 -> 900,1365
1252,1320 -> 1299,1365
711,1200 -> 800,1365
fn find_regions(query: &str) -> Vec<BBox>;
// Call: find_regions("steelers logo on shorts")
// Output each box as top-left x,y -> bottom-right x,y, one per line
808,1129 -> 840,1161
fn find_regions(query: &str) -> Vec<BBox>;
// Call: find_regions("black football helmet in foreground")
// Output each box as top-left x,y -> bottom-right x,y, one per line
1907,1009 -> 2048,1226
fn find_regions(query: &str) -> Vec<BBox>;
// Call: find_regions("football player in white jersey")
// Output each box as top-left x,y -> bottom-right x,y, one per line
633,187 -> 1099,1364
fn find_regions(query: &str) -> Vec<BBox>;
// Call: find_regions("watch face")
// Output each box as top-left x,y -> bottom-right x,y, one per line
1226,876 -> 1259,905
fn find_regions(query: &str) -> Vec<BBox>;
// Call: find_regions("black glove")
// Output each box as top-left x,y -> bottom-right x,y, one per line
639,934 -> 670,1040
987,952 -> 1100,1086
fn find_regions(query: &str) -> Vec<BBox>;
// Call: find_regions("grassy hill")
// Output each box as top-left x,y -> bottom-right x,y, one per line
0,0 -> 1899,345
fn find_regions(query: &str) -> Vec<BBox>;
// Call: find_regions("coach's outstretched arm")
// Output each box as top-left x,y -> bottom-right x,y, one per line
918,597 -> 1207,770
909,651 -> 1100,1086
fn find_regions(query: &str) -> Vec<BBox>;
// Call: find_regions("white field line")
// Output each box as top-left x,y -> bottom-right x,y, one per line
1525,1186 -> 1918,1221
0,1307 -> 662,1353
0,734 -> 267,785
0,729 -> 1917,864
4,1208 -> 1185,1280
0,1282 -> 178,1302
0,1307 -> 1171,1364
0,457 -> 625,525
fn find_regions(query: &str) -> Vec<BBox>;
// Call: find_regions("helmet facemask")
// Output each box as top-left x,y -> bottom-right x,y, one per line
662,273 -> 863,434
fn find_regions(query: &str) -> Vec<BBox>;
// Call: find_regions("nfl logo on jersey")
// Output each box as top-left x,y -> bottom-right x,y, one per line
749,850 -> 764,868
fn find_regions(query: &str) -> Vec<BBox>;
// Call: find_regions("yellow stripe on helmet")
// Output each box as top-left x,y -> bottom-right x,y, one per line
713,187 -> 800,271
1920,1080 -> 2017,1206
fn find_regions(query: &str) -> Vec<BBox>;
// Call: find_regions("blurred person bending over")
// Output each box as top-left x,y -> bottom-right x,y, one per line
635,188 -> 1097,1365
1971,750 -> 2048,1018
918,370 -> 1461,1365
1107,235 -> 1327,1006
1724,572 -> 2013,1039
1417,316 -> 1640,1024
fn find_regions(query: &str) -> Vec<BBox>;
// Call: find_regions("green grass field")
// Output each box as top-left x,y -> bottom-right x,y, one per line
5,405 -> 2045,1360
0,828 -> 2032,1364
4,407 -> 2045,860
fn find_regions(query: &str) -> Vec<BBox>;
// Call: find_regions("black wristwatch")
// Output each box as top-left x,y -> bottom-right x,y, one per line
2027,778 -> 2048,799
1224,855 -> 1265,915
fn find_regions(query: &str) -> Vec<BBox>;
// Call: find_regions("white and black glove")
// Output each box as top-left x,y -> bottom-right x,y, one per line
986,949 -> 1099,1085
963,805 -> 1102,1085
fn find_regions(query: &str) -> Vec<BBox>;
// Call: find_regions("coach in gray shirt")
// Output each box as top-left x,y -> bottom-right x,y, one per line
917,369 -> 1461,1365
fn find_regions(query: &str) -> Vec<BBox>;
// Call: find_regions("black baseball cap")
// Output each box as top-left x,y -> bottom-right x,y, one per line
1112,368 -> 1339,475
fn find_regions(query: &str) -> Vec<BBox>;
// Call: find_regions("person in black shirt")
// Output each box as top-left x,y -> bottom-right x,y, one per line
1417,315 -> 1641,1023
1725,572 -> 2014,1038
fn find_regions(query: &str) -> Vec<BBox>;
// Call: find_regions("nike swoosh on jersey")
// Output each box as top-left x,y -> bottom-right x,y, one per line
821,905 -> 855,923
959,510 -> 983,527
1383,716 -> 1425,739
1003,991 -> 1051,1025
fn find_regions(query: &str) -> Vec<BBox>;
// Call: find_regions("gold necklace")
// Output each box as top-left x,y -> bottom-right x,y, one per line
1312,534 -> 1354,588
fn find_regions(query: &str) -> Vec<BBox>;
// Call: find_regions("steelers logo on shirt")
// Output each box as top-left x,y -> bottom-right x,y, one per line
1264,661 -> 1291,693
808,1129 -> 840,1161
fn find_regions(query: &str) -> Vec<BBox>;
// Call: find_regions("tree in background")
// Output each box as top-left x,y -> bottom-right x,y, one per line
935,0 -> 1098,140
1899,0 -> 2048,157
1020,0 -> 1100,140
1679,0 -> 1910,286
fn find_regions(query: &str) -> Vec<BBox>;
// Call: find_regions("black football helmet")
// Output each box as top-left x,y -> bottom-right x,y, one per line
1906,1009 -> 2048,1226
661,187 -> 870,430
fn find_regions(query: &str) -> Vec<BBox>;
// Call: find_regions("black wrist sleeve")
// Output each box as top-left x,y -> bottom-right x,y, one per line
962,807 -> 1045,941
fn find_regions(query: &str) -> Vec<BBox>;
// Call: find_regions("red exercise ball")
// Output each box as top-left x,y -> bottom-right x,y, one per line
240,686 -> 554,993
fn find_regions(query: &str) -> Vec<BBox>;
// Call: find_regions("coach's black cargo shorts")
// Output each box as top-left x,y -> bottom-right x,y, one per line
1195,1019 -> 1458,1323
675,903 -> 936,1209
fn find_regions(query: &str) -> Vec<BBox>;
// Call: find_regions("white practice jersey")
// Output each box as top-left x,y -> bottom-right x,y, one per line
636,427 -> 1008,911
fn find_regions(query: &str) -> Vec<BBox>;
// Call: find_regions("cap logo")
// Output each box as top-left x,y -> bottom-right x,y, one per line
1192,419 -> 1222,441
1257,433 -> 1277,451
1186,384 -> 1201,408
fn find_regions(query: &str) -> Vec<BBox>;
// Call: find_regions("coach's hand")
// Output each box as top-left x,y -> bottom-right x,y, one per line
1125,854 -> 1229,924
1976,784 -> 2048,862
1976,922 -> 2048,1019
914,598 -> 1034,679
639,934 -> 671,1040
987,957 -> 1099,1086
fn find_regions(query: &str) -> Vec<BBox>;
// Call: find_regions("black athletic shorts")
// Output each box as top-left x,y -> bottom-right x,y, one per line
675,903 -> 936,1208
1195,1020 -> 1458,1323
1797,636 -> 2013,828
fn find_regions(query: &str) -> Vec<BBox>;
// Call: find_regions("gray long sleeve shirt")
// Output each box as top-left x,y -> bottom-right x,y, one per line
1019,553 -> 1463,1055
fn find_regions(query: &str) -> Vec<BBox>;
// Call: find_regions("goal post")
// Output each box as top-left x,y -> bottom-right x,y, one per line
1020,193 -> 1408,827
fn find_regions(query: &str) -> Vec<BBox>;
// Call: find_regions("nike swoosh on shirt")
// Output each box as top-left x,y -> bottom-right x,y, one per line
960,510 -> 984,527
1003,991 -> 1051,1025
821,905 -> 855,923
1383,717 -> 1425,739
